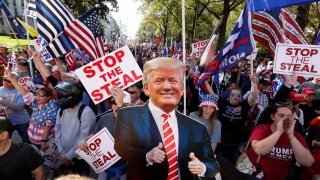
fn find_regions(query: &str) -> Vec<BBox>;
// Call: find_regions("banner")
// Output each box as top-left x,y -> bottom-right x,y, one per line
75,45 -> 143,104
191,39 -> 208,58
40,138 -> 62,169
273,43 -> 320,77
247,0 -> 318,12
0,0 -> 25,38
76,127 -> 121,173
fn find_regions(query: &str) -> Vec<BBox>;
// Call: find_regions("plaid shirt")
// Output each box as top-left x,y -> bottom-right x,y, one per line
243,91 -> 268,110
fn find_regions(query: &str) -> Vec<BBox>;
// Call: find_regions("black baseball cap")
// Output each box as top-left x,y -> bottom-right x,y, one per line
258,78 -> 271,86
19,60 -> 29,66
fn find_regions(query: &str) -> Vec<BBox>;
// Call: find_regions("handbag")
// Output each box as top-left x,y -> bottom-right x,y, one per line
236,139 -> 265,179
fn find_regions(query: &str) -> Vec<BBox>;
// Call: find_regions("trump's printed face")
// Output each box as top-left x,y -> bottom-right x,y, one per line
144,68 -> 183,113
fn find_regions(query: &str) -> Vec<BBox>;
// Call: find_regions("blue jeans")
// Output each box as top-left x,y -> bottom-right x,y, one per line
13,123 -> 31,144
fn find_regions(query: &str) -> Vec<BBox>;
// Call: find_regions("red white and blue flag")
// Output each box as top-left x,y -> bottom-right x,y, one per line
247,0 -> 319,12
198,4 -> 255,95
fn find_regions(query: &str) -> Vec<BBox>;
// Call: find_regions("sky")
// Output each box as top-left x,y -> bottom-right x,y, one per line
111,0 -> 143,39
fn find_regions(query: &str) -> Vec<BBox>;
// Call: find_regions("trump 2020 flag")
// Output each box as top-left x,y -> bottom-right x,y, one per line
314,30 -> 320,45
0,0 -> 25,39
197,4 -> 255,95
247,0 -> 318,12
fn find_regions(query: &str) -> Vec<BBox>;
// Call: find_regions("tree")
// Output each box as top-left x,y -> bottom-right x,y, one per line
64,0 -> 118,19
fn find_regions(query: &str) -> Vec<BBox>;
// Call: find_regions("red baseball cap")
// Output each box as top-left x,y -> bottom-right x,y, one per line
290,92 -> 304,102
302,88 -> 315,95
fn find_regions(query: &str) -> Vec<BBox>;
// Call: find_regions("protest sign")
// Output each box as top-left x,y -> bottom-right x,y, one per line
40,138 -> 62,169
191,39 -> 208,58
18,76 -> 36,91
274,43 -> 320,77
75,45 -> 143,104
76,127 -> 121,173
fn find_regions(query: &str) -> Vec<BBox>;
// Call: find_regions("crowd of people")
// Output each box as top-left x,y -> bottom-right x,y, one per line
0,43 -> 320,180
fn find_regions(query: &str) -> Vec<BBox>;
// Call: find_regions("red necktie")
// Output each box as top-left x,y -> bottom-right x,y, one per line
162,113 -> 179,180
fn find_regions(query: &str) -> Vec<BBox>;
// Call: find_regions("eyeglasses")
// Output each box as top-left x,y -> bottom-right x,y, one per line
35,93 -> 46,97
230,93 -> 241,97
3,79 -> 11,83
128,91 -> 139,94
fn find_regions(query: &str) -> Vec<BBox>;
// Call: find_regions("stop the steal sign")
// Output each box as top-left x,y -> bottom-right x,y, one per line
274,43 -> 320,77
76,45 -> 143,104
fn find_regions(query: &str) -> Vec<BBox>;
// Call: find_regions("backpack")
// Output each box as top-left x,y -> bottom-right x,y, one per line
58,104 -> 86,123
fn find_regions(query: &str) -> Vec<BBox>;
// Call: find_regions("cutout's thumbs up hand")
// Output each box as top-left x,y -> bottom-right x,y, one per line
147,142 -> 166,163
188,152 -> 204,175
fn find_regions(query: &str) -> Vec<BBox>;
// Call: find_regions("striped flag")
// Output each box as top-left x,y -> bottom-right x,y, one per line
26,0 -> 36,19
64,51 -> 75,66
252,8 -> 310,57
35,0 -> 75,45
78,7 -> 105,58
63,20 -> 97,61
44,33 -> 78,61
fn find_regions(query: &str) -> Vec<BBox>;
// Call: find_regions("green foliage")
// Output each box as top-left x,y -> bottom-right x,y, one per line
64,0 -> 118,19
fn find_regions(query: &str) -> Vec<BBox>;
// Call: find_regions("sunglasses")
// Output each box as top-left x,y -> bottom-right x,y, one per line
230,93 -> 241,97
35,93 -> 46,97
128,91 -> 139,94
3,79 -> 11,83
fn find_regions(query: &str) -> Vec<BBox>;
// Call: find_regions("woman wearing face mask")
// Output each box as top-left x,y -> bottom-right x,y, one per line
189,94 -> 221,153
246,102 -> 314,180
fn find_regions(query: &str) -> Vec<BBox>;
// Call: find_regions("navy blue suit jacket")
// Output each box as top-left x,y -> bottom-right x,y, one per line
114,103 -> 219,180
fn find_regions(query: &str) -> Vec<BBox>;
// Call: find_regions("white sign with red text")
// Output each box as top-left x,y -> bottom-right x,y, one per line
75,45 -> 143,104
76,127 -> 121,173
274,43 -> 320,77
191,39 -> 208,58
40,138 -> 62,169
18,76 -> 36,91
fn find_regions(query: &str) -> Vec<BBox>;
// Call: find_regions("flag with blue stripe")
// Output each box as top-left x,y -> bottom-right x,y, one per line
198,4 -> 255,94
35,0 -> 75,45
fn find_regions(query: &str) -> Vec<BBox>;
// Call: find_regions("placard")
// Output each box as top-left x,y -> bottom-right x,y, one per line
274,43 -> 320,77
75,45 -> 143,104
76,127 -> 121,173
40,138 -> 62,169
191,39 -> 208,58
18,76 -> 36,91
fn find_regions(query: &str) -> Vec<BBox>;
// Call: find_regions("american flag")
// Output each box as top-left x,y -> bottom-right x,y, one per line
63,20 -> 97,61
78,7 -> 105,58
64,51 -> 74,67
252,8 -> 310,57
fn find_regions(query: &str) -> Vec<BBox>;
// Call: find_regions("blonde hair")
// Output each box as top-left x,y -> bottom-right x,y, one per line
55,174 -> 93,180
143,57 -> 186,85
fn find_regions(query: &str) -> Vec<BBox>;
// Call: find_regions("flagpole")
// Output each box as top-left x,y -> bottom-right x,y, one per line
182,0 -> 186,115
1,9 -> 20,47
24,0 -> 31,50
